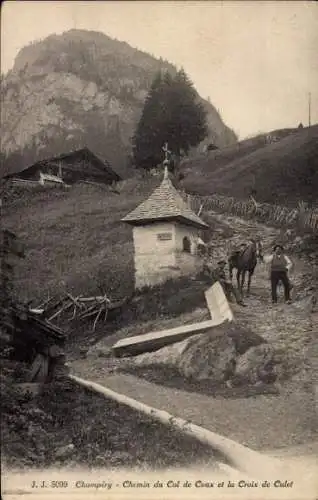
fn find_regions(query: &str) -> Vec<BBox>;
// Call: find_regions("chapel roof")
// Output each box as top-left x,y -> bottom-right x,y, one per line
121,168 -> 208,229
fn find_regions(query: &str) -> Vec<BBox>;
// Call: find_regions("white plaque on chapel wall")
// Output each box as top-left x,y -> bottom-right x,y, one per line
157,233 -> 172,241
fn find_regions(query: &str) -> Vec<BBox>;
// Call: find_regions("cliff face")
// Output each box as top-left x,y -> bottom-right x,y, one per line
1,29 -> 237,177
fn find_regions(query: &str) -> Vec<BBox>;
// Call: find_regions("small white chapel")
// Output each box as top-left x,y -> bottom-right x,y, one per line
121,163 -> 209,289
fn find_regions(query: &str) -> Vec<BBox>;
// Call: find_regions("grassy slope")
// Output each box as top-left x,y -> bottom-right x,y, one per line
184,128 -> 297,176
1,177 -> 159,303
180,125 -> 318,205
2,172 -> 233,306
1,372 -> 219,469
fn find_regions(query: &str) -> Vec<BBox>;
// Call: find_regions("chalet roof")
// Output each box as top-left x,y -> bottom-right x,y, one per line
4,147 -> 121,181
34,147 -> 121,180
121,169 -> 208,229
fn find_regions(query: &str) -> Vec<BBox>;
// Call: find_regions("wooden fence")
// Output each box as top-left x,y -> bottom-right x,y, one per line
182,193 -> 318,233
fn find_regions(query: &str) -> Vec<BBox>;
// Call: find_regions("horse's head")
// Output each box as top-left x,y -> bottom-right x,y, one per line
243,238 -> 263,261
255,239 -> 263,261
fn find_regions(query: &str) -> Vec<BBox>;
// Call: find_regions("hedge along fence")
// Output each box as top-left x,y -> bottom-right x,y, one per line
181,192 -> 318,233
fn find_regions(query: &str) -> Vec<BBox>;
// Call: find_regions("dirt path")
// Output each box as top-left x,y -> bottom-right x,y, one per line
209,212 -> 314,387
70,213 -> 317,454
69,365 -> 316,453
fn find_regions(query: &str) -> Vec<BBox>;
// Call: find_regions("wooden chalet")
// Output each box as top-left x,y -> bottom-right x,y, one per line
5,148 -> 121,186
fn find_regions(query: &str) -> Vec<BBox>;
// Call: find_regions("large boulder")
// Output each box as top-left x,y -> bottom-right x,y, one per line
232,344 -> 284,386
227,324 -> 265,355
131,323 -> 266,384
178,330 -> 236,383
133,337 -> 190,367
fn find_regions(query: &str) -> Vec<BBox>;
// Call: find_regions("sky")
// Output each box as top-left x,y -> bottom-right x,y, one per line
1,0 -> 318,139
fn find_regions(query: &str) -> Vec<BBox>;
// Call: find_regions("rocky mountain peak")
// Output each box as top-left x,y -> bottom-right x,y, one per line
1,29 -> 237,178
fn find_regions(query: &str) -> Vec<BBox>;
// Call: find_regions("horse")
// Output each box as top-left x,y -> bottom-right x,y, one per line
228,239 -> 263,296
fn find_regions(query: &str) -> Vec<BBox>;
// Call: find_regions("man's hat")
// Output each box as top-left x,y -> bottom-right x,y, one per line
273,244 -> 284,252
217,260 -> 227,265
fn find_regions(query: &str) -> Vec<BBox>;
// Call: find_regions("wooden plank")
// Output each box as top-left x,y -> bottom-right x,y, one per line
204,282 -> 234,323
112,283 -> 233,358
112,318 -> 229,358
28,354 -> 49,383
12,306 -> 67,344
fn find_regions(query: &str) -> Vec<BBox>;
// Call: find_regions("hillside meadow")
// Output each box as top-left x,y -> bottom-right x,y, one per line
1,177 -> 159,303
180,125 -> 318,206
2,123 -> 317,313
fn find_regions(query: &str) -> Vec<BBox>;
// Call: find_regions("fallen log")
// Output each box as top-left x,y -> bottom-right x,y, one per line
71,375 -> 284,478
77,296 -> 110,303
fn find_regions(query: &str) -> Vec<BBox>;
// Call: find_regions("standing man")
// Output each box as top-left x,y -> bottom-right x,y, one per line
265,245 -> 293,304
204,260 -> 247,307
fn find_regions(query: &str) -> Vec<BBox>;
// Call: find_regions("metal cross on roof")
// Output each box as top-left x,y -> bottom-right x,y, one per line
162,142 -> 171,179
162,142 -> 171,162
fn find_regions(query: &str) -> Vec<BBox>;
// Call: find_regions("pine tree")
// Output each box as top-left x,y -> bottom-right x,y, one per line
132,69 -> 208,170
132,71 -> 165,169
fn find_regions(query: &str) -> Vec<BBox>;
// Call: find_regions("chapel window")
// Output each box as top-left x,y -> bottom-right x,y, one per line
182,236 -> 191,253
